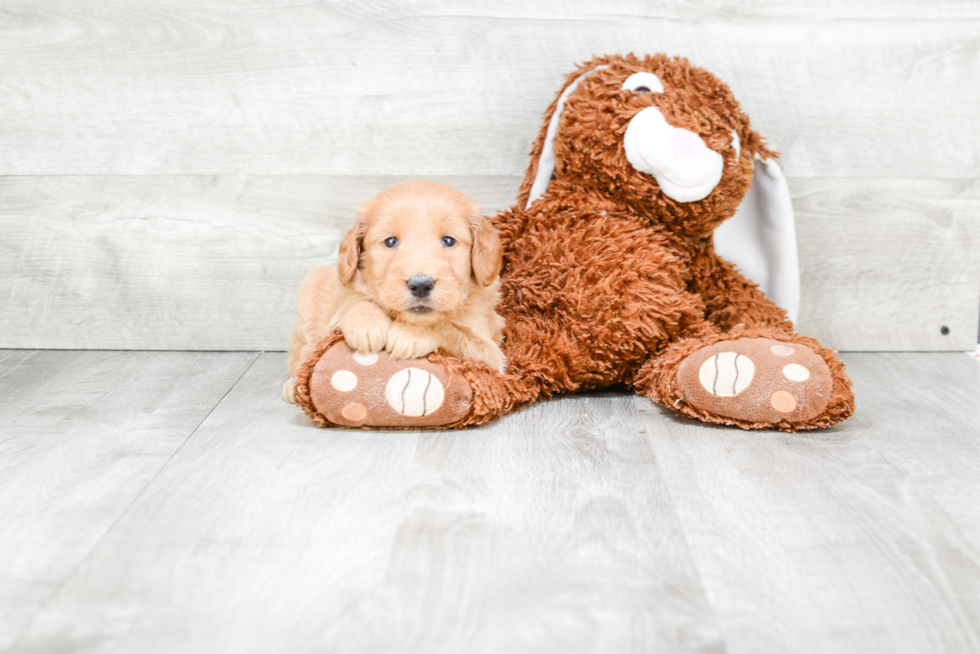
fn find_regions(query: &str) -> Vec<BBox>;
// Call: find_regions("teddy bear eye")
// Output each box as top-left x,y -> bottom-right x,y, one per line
384,236 -> 398,248
441,236 -> 456,247
621,72 -> 665,94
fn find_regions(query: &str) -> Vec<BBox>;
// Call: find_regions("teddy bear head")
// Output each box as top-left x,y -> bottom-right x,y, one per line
518,54 -> 777,236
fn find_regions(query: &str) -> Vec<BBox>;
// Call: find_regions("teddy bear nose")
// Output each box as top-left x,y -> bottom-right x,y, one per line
670,128 -> 706,159
407,275 -> 435,298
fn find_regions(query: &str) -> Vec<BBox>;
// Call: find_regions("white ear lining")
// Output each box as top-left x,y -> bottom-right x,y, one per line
713,158 -> 800,323
526,66 -> 608,209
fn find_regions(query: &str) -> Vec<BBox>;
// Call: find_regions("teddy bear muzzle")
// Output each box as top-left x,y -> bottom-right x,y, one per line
623,106 -> 725,203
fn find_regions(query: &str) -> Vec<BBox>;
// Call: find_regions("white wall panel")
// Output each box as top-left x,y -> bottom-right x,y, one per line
2,175 -> 975,351
0,1 -> 976,178
1,2 -> 975,350
792,178 -> 980,351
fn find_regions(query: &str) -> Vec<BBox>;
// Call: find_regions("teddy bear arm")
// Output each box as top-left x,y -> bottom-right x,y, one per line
693,251 -> 794,332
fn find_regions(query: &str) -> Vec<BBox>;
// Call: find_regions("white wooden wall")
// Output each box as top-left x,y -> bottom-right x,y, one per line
2,1 -> 978,351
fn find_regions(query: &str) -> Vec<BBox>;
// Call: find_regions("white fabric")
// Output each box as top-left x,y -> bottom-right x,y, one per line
623,106 -> 724,202
699,352 -> 755,396
714,157 -> 800,323
385,367 -> 444,417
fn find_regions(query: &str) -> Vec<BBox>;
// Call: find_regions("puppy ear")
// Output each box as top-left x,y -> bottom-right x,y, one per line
337,201 -> 371,286
470,210 -> 503,288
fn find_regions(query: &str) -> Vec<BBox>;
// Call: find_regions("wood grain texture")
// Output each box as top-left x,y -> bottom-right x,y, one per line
0,349 -> 256,652
0,1 -> 976,178
2,175 -> 976,351
10,352 -> 724,654
841,352 -> 980,584
636,352 -> 980,654
6,350 -> 980,652
792,178 -> 980,351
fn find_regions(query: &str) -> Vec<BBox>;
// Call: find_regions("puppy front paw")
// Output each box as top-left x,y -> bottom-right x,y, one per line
344,322 -> 388,353
385,324 -> 440,360
283,377 -> 297,403
458,337 -> 506,373
340,303 -> 390,353
486,349 -> 506,374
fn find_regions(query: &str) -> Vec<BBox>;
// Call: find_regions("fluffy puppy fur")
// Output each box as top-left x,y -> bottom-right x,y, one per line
284,180 -> 505,402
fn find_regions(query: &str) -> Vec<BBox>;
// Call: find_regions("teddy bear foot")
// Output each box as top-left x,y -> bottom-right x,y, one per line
303,341 -> 473,428
676,337 -> 834,426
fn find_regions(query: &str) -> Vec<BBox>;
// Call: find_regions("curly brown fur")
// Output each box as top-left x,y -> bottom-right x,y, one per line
426,350 -> 518,428
495,53 -> 852,429
517,54 -> 777,237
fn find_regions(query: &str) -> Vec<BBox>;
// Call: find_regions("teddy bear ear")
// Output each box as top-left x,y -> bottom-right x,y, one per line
736,120 -> 779,163
516,60 -> 611,210
715,155 -> 800,323
710,116 -> 797,320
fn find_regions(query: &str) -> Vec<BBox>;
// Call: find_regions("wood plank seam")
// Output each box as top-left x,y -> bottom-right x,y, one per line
629,394 -> 729,642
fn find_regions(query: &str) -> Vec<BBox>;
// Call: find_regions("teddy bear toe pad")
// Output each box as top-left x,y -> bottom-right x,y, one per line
309,343 -> 472,428
677,338 -> 833,425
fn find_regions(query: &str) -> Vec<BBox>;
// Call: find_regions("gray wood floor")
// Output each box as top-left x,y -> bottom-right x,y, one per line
2,349 -> 979,654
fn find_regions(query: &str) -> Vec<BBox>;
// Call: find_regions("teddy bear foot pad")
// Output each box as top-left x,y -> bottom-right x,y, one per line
677,337 -> 833,425
308,342 -> 473,428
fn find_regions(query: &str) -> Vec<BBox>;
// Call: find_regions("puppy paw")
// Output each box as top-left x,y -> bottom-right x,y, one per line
340,303 -> 390,353
344,323 -> 388,353
385,324 -> 440,360
282,377 -> 297,403
487,351 -> 506,374
458,338 -> 506,373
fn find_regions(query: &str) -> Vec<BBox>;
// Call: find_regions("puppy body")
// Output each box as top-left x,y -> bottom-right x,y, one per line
284,180 -> 505,402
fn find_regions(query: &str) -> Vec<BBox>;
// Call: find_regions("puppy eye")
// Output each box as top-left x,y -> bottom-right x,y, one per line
384,236 -> 398,248
441,236 -> 456,247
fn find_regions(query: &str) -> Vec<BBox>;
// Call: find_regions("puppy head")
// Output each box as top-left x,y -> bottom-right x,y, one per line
337,180 -> 502,326
519,54 -> 777,235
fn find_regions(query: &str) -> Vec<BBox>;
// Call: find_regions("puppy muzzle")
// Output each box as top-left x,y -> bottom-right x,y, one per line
407,275 -> 435,299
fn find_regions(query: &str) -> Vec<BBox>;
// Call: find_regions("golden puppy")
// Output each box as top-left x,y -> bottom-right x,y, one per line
283,180 -> 505,402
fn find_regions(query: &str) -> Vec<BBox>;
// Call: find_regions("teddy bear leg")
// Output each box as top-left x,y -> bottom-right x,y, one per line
292,332 -> 527,429
633,325 -> 855,431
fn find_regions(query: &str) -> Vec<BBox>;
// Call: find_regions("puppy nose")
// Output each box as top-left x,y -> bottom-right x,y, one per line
407,275 -> 435,299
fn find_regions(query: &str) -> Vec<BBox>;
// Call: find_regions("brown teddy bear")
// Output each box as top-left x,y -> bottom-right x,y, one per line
294,53 -> 855,431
